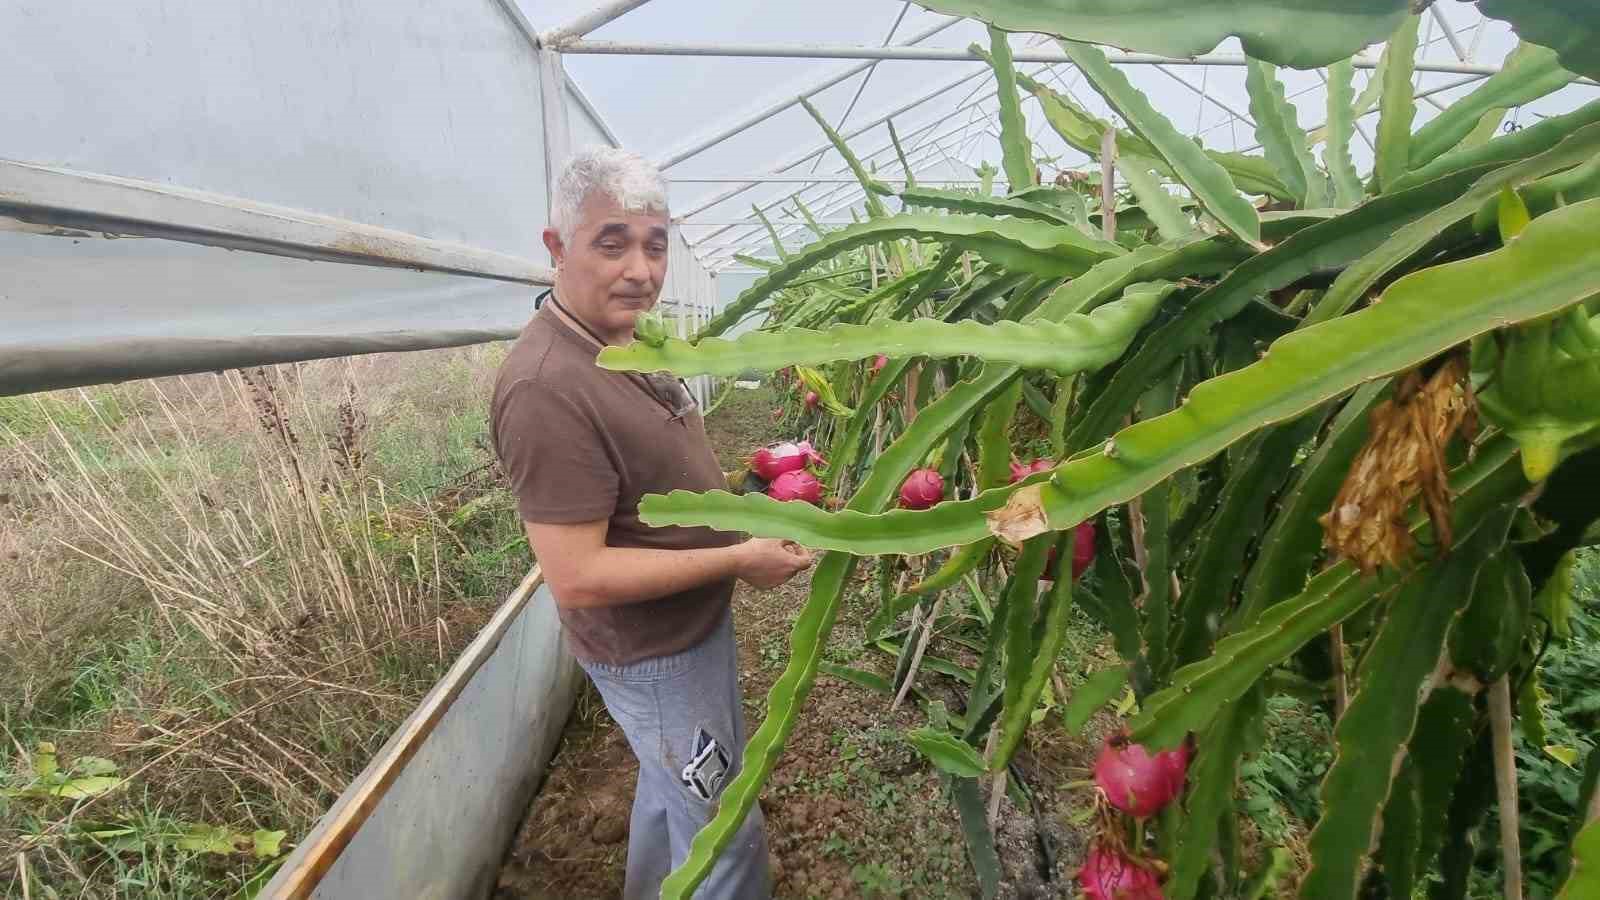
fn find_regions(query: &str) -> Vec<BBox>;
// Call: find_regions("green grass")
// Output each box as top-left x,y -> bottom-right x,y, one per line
0,390 -> 140,442
371,406 -> 494,500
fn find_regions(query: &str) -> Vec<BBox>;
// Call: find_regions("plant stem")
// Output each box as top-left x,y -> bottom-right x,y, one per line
1589,769 -> 1600,826
1129,494 -> 1149,598
985,723 -> 1006,829
1489,675 -> 1524,900
1100,128 -> 1118,240
1330,623 -> 1349,720
893,594 -> 944,711
904,363 -> 921,423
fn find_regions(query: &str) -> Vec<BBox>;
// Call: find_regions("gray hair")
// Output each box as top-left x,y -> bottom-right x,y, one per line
551,146 -> 669,242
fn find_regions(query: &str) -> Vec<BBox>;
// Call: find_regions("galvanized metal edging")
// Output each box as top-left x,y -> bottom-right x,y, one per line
262,566 -> 582,899
0,158 -> 554,285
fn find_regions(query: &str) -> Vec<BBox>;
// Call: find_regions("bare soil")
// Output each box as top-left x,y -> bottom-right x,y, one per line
493,387 -> 1106,899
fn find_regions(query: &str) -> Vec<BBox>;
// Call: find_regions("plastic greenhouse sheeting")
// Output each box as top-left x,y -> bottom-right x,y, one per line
533,1 -> 1597,273
0,0 -> 720,397
7,0 -> 1598,398
0,231 -> 537,394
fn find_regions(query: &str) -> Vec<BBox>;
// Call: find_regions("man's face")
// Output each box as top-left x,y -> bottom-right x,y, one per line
544,193 -> 669,340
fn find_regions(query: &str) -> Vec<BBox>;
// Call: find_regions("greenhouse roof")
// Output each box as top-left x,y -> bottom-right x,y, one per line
3,0 -> 1597,395
524,0 -> 1598,272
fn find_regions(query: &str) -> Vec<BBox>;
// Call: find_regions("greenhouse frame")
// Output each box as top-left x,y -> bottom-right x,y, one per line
4,1 -> 1597,898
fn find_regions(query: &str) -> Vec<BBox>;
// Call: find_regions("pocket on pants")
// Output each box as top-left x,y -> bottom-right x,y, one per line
676,724 -> 733,803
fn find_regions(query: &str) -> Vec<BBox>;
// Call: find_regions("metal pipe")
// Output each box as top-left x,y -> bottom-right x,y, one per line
556,40 -> 1508,76
691,61 -> 1074,258
540,0 -> 656,47
565,75 -> 622,147
703,158 -> 986,262
685,111 -> 959,248
1430,5 -> 1471,64
694,142 -> 956,257
686,120 -> 961,262
1416,13 -> 1436,93
720,162 -> 941,250
681,59 -> 1035,241
491,0 -> 540,51
1467,14 -> 1488,62
655,17 -> 961,169
671,175 -> 991,184
489,0 -> 628,153
681,219 -> 930,225
729,171 -> 897,252
692,76 -> 1063,259
537,50 -> 574,213
703,44 -> 1281,261
709,144 -> 977,263
692,120 -> 981,254
1151,64 -> 1253,130
1235,71 -> 1489,154
0,158 -> 555,285
814,1 -> 915,172
672,64 -> 991,221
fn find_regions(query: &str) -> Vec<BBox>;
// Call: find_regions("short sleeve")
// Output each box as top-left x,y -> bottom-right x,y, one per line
492,379 -> 620,524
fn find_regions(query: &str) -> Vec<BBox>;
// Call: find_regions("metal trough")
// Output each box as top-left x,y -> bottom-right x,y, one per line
262,567 -> 582,899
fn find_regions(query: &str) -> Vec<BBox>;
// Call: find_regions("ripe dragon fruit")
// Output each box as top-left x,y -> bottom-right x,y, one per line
749,441 -> 826,482
1043,519 -> 1098,582
767,469 -> 822,504
898,468 -> 944,509
1093,732 -> 1189,819
1078,843 -> 1162,900
1008,457 -> 1055,483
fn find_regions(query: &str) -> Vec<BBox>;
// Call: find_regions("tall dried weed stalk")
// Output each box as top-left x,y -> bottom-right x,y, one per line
1,358 -> 501,854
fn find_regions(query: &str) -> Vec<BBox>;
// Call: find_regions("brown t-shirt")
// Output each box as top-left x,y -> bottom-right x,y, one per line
489,306 -> 738,666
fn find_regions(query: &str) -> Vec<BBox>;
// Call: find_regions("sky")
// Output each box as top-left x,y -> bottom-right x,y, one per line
515,1 -> 1598,298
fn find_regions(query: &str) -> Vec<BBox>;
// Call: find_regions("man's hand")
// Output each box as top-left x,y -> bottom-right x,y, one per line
734,538 -> 814,589
525,521 -> 814,607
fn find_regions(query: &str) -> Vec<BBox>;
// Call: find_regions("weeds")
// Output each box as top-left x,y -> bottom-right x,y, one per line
0,345 -> 527,897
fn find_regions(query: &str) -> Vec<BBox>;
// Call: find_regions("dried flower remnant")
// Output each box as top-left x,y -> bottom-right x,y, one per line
329,378 -> 367,475
987,483 -> 1050,545
240,366 -> 299,451
1319,357 -> 1476,573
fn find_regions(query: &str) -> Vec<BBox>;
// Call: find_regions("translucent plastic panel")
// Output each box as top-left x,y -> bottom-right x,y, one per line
0,231 -> 537,395
1,0 -> 547,256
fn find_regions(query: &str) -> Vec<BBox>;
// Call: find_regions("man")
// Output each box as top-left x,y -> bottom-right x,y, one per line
490,146 -> 812,899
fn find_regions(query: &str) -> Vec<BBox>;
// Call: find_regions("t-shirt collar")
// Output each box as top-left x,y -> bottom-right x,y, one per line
544,295 -> 609,351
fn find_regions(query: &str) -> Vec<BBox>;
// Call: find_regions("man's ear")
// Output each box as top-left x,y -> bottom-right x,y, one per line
541,227 -> 565,267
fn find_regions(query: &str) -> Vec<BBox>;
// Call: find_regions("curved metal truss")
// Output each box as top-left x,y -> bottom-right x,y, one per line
527,0 -> 1596,275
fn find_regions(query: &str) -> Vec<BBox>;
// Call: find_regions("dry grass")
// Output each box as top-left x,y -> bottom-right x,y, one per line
0,345 -> 529,897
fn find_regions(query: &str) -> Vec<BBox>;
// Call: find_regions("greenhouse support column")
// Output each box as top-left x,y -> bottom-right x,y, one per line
537,49 -> 573,216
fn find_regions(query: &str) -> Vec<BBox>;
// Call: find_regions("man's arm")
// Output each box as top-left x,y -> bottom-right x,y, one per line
527,520 -> 812,609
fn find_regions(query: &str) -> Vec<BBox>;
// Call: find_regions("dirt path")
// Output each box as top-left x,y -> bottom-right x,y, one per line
494,386 -> 1101,899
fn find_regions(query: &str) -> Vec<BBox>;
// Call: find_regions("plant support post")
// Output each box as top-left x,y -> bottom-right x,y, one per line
1490,675 -> 1524,900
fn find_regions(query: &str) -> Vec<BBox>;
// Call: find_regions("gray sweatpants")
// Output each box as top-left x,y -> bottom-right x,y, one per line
577,609 -> 770,900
